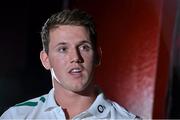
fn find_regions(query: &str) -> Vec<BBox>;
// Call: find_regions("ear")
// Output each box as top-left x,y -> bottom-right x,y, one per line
95,47 -> 102,66
40,50 -> 51,70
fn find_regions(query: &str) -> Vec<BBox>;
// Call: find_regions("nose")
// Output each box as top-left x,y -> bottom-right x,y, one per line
70,48 -> 83,63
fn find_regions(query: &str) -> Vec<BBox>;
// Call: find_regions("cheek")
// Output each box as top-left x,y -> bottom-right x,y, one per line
83,53 -> 95,65
51,59 -> 67,78
49,55 -> 67,68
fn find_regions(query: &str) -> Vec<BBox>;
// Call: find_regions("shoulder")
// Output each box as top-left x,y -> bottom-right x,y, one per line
108,100 -> 137,119
92,91 -> 139,119
0,94 -> 47,119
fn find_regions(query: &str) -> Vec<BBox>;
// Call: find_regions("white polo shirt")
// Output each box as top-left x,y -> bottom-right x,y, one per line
1,89 -> 138,119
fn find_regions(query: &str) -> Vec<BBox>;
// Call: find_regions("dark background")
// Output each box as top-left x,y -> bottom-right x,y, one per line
0,0 -> 66,114
169,1 -> 180,118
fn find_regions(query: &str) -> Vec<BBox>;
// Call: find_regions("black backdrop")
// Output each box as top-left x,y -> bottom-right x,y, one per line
169,1 -> 180,118
0,0 -> 66,115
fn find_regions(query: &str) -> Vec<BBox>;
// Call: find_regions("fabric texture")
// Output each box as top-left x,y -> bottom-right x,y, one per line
1,88 -> 137,119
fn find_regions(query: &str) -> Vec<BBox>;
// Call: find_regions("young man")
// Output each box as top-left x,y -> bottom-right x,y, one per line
1,9 -> 139,119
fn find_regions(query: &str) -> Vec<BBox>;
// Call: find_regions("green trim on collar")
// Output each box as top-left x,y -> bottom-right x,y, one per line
40,96 -> 46,103
14,96 -> 46,107
15,101 -> 38,107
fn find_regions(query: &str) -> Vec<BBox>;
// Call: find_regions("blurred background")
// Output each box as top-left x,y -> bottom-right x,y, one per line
0,0 -> 180,119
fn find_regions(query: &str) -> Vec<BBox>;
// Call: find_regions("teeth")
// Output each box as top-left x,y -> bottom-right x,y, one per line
71,68 -> 81,73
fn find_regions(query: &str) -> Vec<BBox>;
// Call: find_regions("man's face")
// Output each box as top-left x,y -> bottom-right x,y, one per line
41,25 -> 96,93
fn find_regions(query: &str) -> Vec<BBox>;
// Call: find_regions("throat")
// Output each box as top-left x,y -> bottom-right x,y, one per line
54,86 -> 98,119
60,95 -> 96,119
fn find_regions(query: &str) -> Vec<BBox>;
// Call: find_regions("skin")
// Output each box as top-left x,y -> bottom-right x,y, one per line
40,25 -> 98,119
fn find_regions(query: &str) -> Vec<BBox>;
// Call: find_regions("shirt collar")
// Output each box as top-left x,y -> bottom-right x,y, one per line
43,88 -> 111,118
44,88 -> 59,111
86,92 -> 111,118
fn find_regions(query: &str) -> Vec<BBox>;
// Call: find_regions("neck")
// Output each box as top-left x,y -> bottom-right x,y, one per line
53,81 -> 97,119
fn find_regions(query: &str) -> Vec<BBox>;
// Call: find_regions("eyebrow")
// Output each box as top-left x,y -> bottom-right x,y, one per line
79,40 -> 92,45
55,42 -> 67,47
55,40 -> 92,47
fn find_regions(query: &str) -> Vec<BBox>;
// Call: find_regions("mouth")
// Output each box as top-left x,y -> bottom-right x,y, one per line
69,67 -> 83,75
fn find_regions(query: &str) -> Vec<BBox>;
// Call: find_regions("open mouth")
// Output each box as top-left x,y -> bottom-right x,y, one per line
69,67 -> 82,74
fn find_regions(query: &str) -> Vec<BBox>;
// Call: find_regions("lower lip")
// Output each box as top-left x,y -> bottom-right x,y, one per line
69,72 -> 83,78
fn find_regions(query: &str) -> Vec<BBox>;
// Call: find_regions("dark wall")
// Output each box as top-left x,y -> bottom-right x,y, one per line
0,0 -> 64,115
168,0 -> 180,118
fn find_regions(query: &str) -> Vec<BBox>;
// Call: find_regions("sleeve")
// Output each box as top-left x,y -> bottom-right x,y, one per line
0,107 -> 15,119
0,106 -> 30,119
112,101 -> 138,119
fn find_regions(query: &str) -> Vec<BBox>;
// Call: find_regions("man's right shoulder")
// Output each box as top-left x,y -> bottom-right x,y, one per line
0,94 -> 47,119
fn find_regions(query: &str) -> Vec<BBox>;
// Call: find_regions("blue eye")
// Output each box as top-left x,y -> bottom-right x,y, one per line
79,45 -> 91,51
58,47 -> 67,53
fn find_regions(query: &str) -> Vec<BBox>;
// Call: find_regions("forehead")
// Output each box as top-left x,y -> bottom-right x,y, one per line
49,25 -> 91,43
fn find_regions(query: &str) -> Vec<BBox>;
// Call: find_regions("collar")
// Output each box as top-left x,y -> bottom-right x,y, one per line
86,92 -> 111,118
43,88 -> 111,119
44,88 -> 59,111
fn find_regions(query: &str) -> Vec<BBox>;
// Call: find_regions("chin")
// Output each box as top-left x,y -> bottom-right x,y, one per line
73,84 -> 93,94
71,86 -> 86,92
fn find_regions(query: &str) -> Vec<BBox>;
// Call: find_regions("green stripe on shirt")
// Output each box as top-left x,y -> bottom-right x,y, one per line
15,101 -> 38,107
